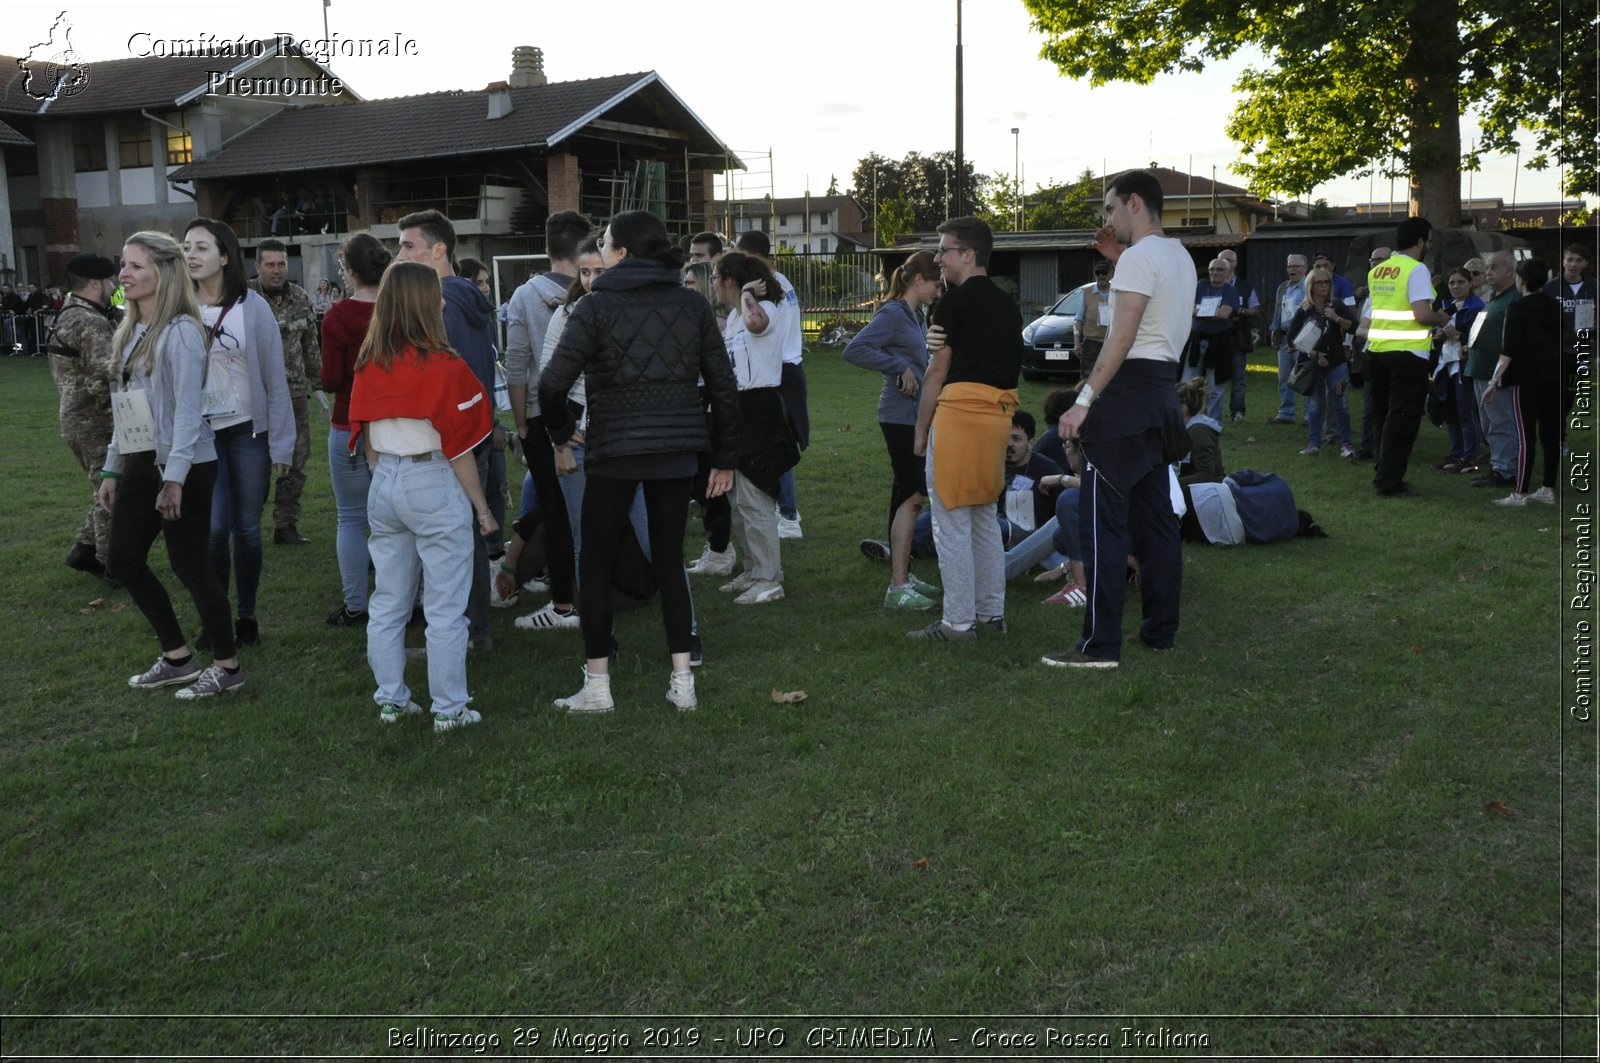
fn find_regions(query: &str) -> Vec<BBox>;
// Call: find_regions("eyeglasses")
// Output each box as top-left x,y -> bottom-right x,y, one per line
933,245 -> 966,258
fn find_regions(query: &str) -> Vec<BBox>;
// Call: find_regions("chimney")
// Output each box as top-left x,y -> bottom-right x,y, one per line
487,80 -> 512,120
509,46 -> 547,88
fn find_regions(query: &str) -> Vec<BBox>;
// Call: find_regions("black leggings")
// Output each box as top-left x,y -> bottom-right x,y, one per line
880,421 -> 927,538
521,419 -> 576,603
1512,382 -> 1561,494
108,453 -> 237,659
579,475 -> 693,660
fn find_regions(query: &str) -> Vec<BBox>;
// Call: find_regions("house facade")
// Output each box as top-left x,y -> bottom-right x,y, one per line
712,194 -> 871,253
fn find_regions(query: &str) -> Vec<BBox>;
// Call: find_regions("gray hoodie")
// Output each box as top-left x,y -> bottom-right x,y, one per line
842,298 -> 929,426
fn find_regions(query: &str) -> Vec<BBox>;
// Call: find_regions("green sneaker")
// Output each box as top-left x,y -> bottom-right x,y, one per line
908,574 -> 940,597
884,584 -> 935,610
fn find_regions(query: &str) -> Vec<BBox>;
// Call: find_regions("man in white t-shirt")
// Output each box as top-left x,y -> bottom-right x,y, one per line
1046,170 -> 1192,669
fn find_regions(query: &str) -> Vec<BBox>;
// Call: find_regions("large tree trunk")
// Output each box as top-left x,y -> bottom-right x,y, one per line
1404,0 -> 1462,234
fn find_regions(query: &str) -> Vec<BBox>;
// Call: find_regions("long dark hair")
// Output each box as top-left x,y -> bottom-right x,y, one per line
608,210 -> 683,269
887,250 -> 939,301
715,251 -> 781,303
184,217 -> 248,307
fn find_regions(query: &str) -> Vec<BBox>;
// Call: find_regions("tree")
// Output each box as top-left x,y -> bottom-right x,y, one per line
849,151 -> 990,233
1024,169 -> 1102,230
1022,0 -> 1597,230
875,196 -> 916,247
825,174 -> 840,196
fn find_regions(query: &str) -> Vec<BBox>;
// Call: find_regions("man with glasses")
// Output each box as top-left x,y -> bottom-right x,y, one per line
1044,170 -> 1192,669
1217,249 -> 1259,422
1072,260 -> 1114,378
908,216 -> 1022,642
1462,250 -> 1522,488
1269,254 -> 1310,424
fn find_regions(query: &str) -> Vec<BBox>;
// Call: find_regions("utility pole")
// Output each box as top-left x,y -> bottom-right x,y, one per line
954,0 -> 964,217
1011,127 -> 1020,230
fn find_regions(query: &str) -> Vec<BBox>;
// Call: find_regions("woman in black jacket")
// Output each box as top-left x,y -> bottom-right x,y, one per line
1484,258 -> 1561,506
539,211 -> 739,713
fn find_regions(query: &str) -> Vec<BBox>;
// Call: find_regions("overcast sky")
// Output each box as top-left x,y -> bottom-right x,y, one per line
9,0 -> 1573,211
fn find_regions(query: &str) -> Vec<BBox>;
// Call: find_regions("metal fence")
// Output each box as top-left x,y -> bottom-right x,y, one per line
770,250 -> 883,338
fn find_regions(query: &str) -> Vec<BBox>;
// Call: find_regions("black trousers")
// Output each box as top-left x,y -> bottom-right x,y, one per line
1513,382 -> 1561,493
1367,350 -> 1430,494
521,419 -> 576,603
1077,460 -> 1182,661
108,453 -> 236,659
880,421 -> 926,538
691,451 -> 732,553
579,475 -> 694,661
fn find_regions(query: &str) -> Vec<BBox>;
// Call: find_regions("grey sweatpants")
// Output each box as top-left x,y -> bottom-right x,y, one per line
926,428 -> 1005,627
731,471 -> 783,583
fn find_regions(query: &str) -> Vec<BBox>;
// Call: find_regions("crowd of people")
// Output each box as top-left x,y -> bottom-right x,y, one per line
40,170 -> 1593,712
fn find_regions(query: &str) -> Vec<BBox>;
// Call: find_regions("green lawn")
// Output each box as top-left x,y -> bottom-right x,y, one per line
0,350 -> 1591,1059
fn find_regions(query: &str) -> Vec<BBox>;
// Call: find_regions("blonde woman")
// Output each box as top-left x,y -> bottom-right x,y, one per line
99,231 -> 242,698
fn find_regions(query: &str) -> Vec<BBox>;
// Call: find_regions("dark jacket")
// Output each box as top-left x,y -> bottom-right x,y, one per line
1500,291 -> 1562,387
441,274 -> 496,396
540,258 -> 738,469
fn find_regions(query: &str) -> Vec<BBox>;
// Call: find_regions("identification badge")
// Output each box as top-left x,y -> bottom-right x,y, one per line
1004,481 -> 1036,534
1197,296 -> 1222,318
1577,300 -> 1596,332
1096,302 -> 1111,327
112,389 -> 156,454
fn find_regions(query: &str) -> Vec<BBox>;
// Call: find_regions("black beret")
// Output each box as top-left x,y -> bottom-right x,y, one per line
66,254 -> 117,280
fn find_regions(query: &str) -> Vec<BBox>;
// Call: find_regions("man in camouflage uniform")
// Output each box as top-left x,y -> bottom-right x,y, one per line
249,239 -> 321,545
49,254 -> 120,575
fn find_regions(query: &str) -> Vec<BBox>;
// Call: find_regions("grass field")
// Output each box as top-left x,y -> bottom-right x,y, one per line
1,348 -> 1593,1059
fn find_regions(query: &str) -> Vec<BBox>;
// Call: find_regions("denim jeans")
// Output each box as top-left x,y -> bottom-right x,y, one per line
1002,519 -> 1067,581
1451,374 -> 1480,460
209,421 -> 271,618
1307,363 -> 1352,449
328,426 -> 372,611
1276,343 -> 1302,420
776,469 -> 799,521
1230,348 -> 1249,414
366,453 -> 475,718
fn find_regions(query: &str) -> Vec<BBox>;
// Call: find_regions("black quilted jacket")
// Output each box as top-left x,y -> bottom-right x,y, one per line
539,259 -> 739,469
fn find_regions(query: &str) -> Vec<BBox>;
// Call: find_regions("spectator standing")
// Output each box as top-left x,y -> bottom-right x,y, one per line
1185,258 -> 1239,423
49,254 -> 120,576
1433,268 -> 1485,471
734,230 -> 808,539
908,216 -> 1023,642
1544,244 -> 1596,435
1286,267 -> 1356,457
1484,259 -> 1562,506
249,239 -> 321,546
1363,218 -> 1445,497
1217,248 -> 1260,423
1463,251 -> 1523,489
1072,261 -> 1114,378
1269,254 -> 1310,424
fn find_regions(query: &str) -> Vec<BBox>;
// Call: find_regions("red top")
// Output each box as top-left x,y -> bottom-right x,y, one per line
348,344 -> 492,461
319,297 -> 375,428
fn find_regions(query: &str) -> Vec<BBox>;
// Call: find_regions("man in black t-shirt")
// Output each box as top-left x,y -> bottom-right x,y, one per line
908,217 -> 1024,642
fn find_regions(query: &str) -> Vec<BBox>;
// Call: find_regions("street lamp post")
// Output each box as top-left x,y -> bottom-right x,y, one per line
954,0 -> 964,217
1011,127 -> 1020,230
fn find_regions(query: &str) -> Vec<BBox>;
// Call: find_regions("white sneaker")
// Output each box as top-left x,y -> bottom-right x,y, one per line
686,543 -> 736,576
1495,492 -> 1529,507
555,668 -> 614,714
666,670 -> 697,712
1530,486 -> 1556,504
776,512 -> 803,539
488,582 -> 519,609
520,575 -> 550,596
719,571 -> 757,594
734,580 -> 785,605
514,601 -> 580,630
433,707 -> 482,732
378,698 -> 424,724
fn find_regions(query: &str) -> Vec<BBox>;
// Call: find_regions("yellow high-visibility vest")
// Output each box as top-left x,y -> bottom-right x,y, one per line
1366,253 -> 1433,352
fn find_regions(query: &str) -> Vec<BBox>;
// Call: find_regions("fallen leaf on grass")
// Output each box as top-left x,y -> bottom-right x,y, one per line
910,857 -> 929,870
771,688 -> 807,704
1410,645 -> 1423,654
109,602 -> 125,613
837,423 -> 852,432
88,597 -> 105,607
1485,801 -> 1524,817
79,607 -> 94,616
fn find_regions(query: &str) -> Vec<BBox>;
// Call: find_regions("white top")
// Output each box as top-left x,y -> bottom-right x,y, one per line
539,302 -> 586,415
723,300 -> 784,390
1111,234 -> 1195,363
201,301 -> 253,430
368,417 -> 442,456
772,270 -> 805,366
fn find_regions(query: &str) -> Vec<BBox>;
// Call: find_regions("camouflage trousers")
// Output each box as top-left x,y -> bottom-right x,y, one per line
63,420 -> 113,562
272,392 -> 312,531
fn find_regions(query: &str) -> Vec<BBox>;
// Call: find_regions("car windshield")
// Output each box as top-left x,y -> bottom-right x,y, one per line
1048,289 -> 1085,317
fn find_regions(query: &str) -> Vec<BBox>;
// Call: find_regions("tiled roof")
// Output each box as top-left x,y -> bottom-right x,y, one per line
0,116 -> 31,145
0,42 -> 290,116
172,72 -> 726,180
1093,166 -> 1253,199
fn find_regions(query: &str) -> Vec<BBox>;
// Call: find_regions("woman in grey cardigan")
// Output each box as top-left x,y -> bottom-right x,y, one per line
99,231 -> 243,698
843,250 -> 941,609
183,218 -> 293,648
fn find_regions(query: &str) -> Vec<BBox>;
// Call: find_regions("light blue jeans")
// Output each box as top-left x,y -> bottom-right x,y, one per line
1003,519 -> 1067,581
328,426 -> 372,611
1307,363 -> 1353,449
366,453 -> 475,718
1276,343 -> 1302,421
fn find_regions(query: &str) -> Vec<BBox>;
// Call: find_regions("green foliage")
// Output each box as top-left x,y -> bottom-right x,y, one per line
874,196 -> 915,246
1308,198 -> 1338,221
983,169 -> 1100,232
849,151 -> 990,232
1021,0 -> 1598,206
825,174 -> 840,196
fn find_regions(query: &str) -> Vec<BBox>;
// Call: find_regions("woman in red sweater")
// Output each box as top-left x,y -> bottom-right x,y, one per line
318,233 -> 390,627
349,260 -> 496,732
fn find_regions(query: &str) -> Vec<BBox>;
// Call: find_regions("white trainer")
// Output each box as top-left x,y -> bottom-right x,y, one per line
776,511 -> 803,539
734,580 -> 785,605
686,543 -> 736,576
515,601 -> 580,630
554,668 -> 614,714
718,571 -> 757,594
666,670 -> 697,712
